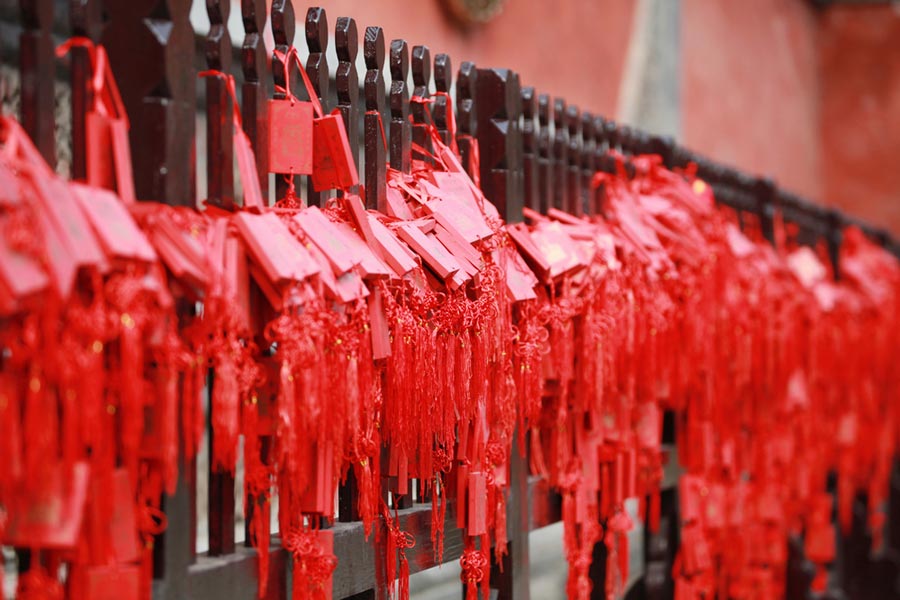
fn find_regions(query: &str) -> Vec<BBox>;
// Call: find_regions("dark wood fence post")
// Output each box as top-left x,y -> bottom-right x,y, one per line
552,98 -> 567,211
101,3 -> 197,599
389,39 -> 411,174
475,68 -> 523,225
241,0 -> 269,205
240,0 -> 272,552
305,6 -> 329,207
591,116 -> 606,215
432,54 -> 452,148
474,66 -> 527,599
205,0 -> 237,558
521,86 -> 538,213
410,44 -> 432,164
566,104 -> 581,216
69,0 -> 102,181
19,0 -> 55,166
455,61 -> 478,183
537,94 -> 553,215
580,111 -> 595,216
363,26 -> 386,211
336,14 -> 362,521
752,177 -> 776,245
271,0 -> 296,203
204,0 -> 234,211
103,0 -> 195,206
335,16 -> 360,198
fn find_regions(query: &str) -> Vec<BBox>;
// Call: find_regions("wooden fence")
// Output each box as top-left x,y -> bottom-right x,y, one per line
4,1 -> 900,599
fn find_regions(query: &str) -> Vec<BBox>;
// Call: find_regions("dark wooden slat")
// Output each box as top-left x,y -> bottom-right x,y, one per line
152,410 -> 197,599
19,0 -> 55,166
528,476 -> 562,530
455,61 -> 478,182
389,39 -> 411,173
69,0 -> 102,181
335,15 -> 360,197
566,104 -> 582,216
187,543 -> 288,600
410,44 -> 432,164
475,67 -> 523,223
205,0 -> 236,555
580,111 -> 595,216
432,53 -> 452,147
335,15 -> 362,521
363,25 -> 386,211
592,115 -> 608,213
240,0 -> 268,205
521,86 -> 539,213
205,0 -> 234,210
271,0 -> 296,204
492,433 -> 530,600
186,476 -> 562,600
305,6 -> 329,207
551,98 -> 567,211
207,375 -> 236,554
102,3 -> 196,598
473,65 -> 527,598
102,0 -> 195,206
240,0 -> 270,547
536,93 -> 553,215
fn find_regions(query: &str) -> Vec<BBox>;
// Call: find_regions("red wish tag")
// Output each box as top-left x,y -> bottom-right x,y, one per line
69,563 -> 141,600
300,442 -> 334,516
334,271 -> 369,303
384,185 -> 415,220
73,184 -> 156,263
292,206 -> 360,275
234,212 -> 319,286
86,468 -> 140,564
0,218 -> 50,305
507,224 -> 552,282
86,112 -> 136,203
422,172 -> 493,243
529,221 -> 585,280
267,47 -> 324,179
235,126 -> 264,210
395,221 -> 462,281
467,471 -> 487,536
332,221 -> 392,280
805,522 -> 836,564
33,202 -> 79,297
199,70 -> 265,210
224,233 -> 250,328
368,216 -> 418,276
368,287 -> 391,360
57,40 -> 136,202
312,111 -> 359,192
3,461 -> 89,549
26,174 -> 107,272
268,99 -> 314,176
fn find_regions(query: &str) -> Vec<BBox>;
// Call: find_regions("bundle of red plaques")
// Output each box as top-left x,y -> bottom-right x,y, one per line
1,40 -> 899,600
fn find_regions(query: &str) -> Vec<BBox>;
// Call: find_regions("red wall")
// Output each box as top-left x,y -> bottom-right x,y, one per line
681,1 -> 900,233
819,7 -> 900,233
681,0 -> 822,199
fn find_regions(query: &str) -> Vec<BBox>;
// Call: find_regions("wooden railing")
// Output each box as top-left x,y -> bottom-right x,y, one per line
4,2 -> 900,600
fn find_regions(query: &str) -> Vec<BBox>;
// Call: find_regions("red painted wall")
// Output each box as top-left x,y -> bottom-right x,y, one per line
681,1 -> 900,233
819,7 -> 900,233
681,0 -> 822,199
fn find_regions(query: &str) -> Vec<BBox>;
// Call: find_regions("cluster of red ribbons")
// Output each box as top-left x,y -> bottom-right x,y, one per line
2,40 -> 899,600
